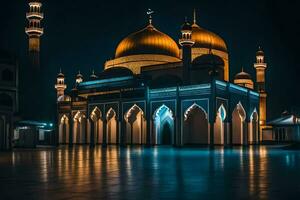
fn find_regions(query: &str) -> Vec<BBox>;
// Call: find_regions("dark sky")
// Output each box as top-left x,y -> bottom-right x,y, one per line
1,0 -> 300,120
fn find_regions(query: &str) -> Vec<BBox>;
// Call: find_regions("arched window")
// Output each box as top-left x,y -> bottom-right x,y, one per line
2,69 -> 14,82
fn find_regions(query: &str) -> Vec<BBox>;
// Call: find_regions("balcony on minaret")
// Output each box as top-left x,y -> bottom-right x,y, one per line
26,12 -> 44,19
25,27 -> 44,36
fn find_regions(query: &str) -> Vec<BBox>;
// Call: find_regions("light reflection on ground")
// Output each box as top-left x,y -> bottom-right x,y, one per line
0,146 -> 300,199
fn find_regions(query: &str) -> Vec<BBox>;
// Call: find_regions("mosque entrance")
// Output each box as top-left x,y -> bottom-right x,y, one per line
183,103 -> 208,145
153,105 -> 174,145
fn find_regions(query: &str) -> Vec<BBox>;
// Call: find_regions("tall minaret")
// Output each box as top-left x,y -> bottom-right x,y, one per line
55,70 -> 67,99
179,18 -> 194,84
254,47 -> 267,128
25,0 -> 44,68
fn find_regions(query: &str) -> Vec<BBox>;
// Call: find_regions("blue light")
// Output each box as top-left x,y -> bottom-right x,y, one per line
250,91 -> 259,97
179,84 -> 211,91
150,87 -> 177,94
80,76 -> 133,87
229,84 -> 248,93
216,80 -> 227,87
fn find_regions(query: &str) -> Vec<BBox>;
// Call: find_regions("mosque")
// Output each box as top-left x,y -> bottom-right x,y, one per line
55,11 -> 268,147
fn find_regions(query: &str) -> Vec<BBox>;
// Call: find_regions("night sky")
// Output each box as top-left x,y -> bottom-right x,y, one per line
1,0 -> 300,120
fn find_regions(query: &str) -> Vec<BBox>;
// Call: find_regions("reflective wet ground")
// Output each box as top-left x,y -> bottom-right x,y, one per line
0,146 -> 300,200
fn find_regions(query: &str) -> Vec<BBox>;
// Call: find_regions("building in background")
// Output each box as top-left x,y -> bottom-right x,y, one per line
11,0 -> 54,148
13,121 -> 54,148
0,51 -> 19,150
262,110 -> 300,143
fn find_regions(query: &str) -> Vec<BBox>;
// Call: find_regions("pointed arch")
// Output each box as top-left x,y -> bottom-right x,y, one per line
214,104 -> 227,145
106,108 -> 117,144
153,104 -> 174,145
90,107 -> 103,144
73,111 -> 86,144
90,107 -> 102,121
184,103 -> 207,121
183,103 -> 208,145
232,102 -> 246,145
59,115 -> 69,144
124,104 -> 146,144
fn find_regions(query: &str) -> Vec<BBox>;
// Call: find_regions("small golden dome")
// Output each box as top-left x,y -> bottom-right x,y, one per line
191,23 -> 227,52
115,23 -> 180,58
235,71 -> 252,80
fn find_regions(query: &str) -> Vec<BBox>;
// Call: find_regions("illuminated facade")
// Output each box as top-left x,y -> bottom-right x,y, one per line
25,0 -> 43,68
56,12 -> 267,146
254,48 -> 267,129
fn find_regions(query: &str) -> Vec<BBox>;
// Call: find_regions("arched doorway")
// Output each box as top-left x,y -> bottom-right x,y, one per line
124,105 -> 145,144
250,109 -> 258,144
73,111 -> 86,144
59,115 -> 69,144
106,108 -> 117,144
214,105 -> 226,145
183,103 -> 208,145
232,102 -> 246,145
90,107 -> 103,144
153,105 -> 174,145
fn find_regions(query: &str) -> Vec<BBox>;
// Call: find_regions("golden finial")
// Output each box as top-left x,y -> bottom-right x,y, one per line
193,9 -> 197,24
147,8 -> 154,25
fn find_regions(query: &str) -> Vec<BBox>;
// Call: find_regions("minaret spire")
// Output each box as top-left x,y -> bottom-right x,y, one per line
25,0 -> 44,68
254,46 -> 268,137
55,69 -> 66,99
193,9 -> 197,24
23,0 -> 44,120
179,18 -> 194,84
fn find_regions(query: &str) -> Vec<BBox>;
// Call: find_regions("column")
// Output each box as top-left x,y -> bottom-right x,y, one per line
116,118 -> 120,145
223,122 -> 229,147
90,120 -> 95,148
120,120 -> 126,146
210,122 -> 215,148
102,119 -> 107,147
229,120 -> 233,146
130,122 -> 133,144
69,119 -> 73,146
243,121 -> 248,146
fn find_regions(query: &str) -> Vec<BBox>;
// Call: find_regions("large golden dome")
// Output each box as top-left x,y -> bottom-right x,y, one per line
191,23 -> 227,52
115,23 -> 180,58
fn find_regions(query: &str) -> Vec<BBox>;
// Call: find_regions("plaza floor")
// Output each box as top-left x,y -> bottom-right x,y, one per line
0,145 -> 299,199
